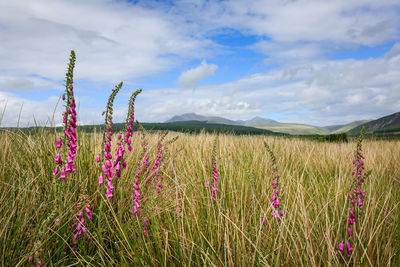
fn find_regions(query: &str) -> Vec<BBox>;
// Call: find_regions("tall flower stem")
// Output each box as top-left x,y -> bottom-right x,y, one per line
113,89 -> 142,181
338,127 -> 370,259
53,50 -> 77,183
97,82 -> 123,199
95,82 -> 122,253
264,142 -> 284,223
206,136 -> 219,200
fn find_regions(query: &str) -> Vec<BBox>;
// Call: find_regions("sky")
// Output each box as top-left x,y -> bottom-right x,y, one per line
1,0 -> 400,127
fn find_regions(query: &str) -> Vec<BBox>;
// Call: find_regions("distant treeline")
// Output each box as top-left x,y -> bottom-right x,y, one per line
2,121 -> 400,140
78,121 -> 284,136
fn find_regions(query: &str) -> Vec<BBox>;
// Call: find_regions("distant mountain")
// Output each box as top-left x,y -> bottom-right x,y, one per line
249,123 -> 329,135
348,112 -> 400,135
165,113 -> 277,125
165,113 -> 238,125
165,112 -> 400,136
244,116 -> 278,124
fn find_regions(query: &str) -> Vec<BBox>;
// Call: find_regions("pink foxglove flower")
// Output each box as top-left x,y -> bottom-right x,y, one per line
264,142 -> 284,222
57,138 -> 62,149
339,128 -> 368,258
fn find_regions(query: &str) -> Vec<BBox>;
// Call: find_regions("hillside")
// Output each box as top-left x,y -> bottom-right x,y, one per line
348,112 -> 400,135
322,124 -> 344,132
249,123 -> 329,135
79,120 -> 283,136
332,120 -> 371,133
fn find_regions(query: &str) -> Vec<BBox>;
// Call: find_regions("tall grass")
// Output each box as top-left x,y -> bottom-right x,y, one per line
0,129 -> 399,266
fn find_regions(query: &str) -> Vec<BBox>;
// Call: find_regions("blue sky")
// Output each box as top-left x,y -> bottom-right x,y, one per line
1,0 -> 400,127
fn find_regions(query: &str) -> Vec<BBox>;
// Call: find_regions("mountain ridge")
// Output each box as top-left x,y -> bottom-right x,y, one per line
165,113 -> 278,125
348,112 -> 400,135
165,112 -> 399,135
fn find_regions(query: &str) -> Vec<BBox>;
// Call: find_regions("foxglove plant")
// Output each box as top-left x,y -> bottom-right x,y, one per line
206,136 -> 219,199
53,50 -> 78,180
131,126 -> 169,237
132,122 -> 149,217
153,141 -> 164,195
124,89 -> 142,153
147,132 -> 167,194
264,142 -> 284,222
71,197 -> 92,251
96,82 -> 122,199
338,127 -> 369,258
111,89 -> 142,181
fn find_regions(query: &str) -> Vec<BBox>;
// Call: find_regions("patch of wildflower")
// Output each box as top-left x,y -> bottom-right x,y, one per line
124,89 -> 142,152
131,127 -> 170,237
149,132 -> 167,195
28,209 -> 57,266
96,82 -> 122,199
264,142 -> 284,222
111,89 -> 142,182
131,122 -> 149,217
71,196 -> 92,251
53,50 -> 77,181
206,136 -> 219,199
338,127 -> 370,258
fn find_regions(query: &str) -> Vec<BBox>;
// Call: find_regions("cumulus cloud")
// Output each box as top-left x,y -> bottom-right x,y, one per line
252,41 -> 325,63
137,43 -> 400,126
157,0 -> 400,46
178,60 -> 218,87
0,0 -> 212,83
2,46 -> 400,126
0,76 -> 60,91
1,0 -> 399,127
0,92 -> 61,127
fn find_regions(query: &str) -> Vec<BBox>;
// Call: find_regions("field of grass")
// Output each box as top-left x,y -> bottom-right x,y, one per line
1,129 -> 399,266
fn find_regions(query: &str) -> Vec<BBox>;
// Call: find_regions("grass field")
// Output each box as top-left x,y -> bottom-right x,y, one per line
1,129 -> 399,266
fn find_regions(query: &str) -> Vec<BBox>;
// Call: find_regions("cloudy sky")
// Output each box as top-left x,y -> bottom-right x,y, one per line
1,0 -> 400,127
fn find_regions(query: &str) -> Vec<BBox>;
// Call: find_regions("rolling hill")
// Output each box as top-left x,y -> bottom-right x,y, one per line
79,120 -> 282,136
165,113 -> 374,135
348,112 -> 400,135
332,120 -> 371,133
249,123 -> 330,135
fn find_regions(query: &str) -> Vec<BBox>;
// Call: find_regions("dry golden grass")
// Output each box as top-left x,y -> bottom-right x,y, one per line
0,129 -> 399,266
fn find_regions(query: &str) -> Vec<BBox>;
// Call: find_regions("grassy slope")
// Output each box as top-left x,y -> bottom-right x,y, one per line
332,120 -> 371,134
249,123 -> 329,135
348,113 -> 400,135
0,129 -> 399,266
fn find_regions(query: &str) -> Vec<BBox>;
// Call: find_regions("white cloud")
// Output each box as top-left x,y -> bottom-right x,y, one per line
162,0 -> 400,46
2,46 -> 400,127
136,43 -> 400,126
0,0 -> 399,127
0,76 -> 60,91
0,0 -> 213,83
252,41 -> 325,63
0,92 -> 61,127
178,60 -> 218,87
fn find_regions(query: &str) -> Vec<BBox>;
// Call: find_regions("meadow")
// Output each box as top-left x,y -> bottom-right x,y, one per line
1,51 -> 399,266
0,128 -> 399,266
